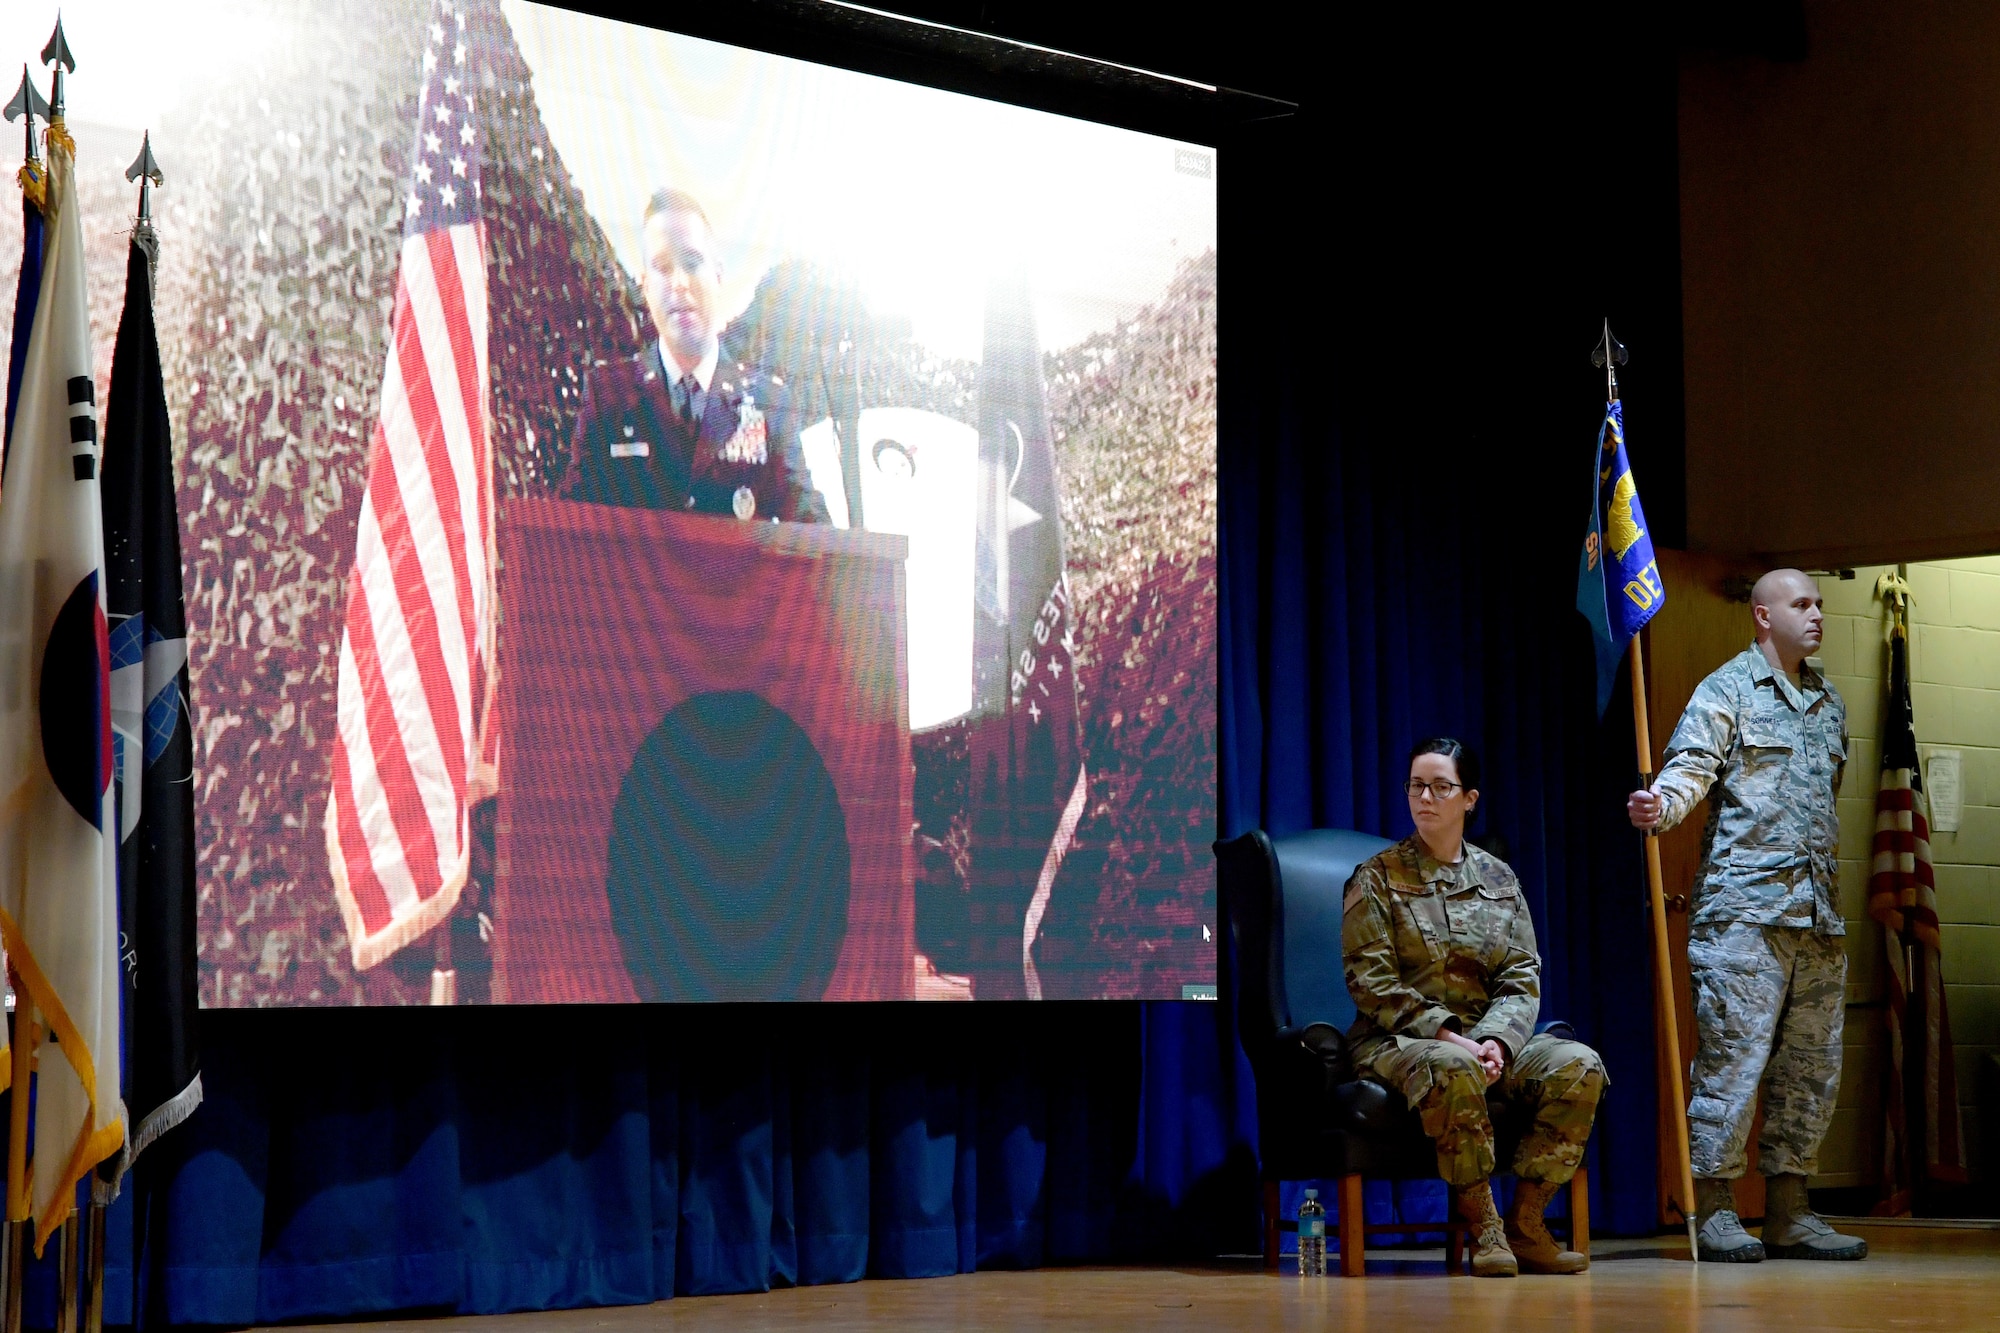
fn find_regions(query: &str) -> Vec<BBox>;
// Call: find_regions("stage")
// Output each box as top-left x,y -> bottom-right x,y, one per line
243,1223 -> 1999,1332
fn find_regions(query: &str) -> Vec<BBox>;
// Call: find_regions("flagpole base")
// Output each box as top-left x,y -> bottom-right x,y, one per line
2,1218 -> 21,1333
1687,1214 -> 1700,1264
55,1208 -> 78,1333
82,1202 -> 105,1333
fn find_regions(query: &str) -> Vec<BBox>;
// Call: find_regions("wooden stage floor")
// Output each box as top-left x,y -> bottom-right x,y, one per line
250,1223 -> 2000,1332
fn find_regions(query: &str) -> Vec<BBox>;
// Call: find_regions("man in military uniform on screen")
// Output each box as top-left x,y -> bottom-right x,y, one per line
566,186 -> 829,523
1628,568 -> 1867,1263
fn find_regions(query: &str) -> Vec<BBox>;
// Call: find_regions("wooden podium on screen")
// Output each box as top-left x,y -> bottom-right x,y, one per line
493,497 -> 914,1003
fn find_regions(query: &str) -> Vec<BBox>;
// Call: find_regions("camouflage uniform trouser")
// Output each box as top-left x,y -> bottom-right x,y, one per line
1686,920 -> 1844,1179
1364,1034 -> 1607,1188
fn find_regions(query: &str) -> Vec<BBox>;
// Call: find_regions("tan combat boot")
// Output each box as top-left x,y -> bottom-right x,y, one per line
1762,1174 -> 1868,1260
1504,1179 -> 1588,1274
1453,1180 -> 1518,1277
1694,1175 -> 1764,1263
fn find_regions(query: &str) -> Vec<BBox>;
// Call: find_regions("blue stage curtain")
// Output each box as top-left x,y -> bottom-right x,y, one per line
1215,358 -> 1665,1239
1213,78 -> 1671,1243
94,1003 -> 1179,1326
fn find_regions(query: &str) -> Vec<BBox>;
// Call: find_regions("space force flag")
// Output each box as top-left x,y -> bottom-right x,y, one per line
100,216 -> 202,1191
0,123 -> 126,1253
1575,399 -> 1664,717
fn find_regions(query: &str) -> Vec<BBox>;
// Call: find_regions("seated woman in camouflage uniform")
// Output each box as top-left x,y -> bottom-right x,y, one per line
1342,738 -> 1606,1277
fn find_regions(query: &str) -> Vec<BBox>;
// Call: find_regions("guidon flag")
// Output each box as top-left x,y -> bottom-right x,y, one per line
1575,398 -> 1665,716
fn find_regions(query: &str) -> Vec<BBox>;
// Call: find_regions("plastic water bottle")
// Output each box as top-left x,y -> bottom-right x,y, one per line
1298,1188 -> 1327,1276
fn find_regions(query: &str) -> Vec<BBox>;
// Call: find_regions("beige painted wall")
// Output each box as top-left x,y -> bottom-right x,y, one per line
1680,4 -> 2000,567
1816,559 -> 2000,1188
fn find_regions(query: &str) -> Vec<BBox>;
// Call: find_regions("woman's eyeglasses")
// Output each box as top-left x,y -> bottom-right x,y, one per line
1405,779 -> 1464,799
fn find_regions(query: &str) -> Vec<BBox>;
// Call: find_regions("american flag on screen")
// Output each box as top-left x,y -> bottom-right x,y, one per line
1868,606 -> 1967,1210
326,0 -> 497,970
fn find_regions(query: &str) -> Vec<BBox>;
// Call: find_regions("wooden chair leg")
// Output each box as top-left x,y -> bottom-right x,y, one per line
1446,1222 -> 1462,1276
1338,1174 -> 1366,1277
1263,1179 -> 1282,1270
1264,1176 -> 1280,1264
1569,1166 -> 1590,1256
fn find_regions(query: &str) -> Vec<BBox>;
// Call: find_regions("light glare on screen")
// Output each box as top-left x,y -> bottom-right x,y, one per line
502,0 -> 1216,362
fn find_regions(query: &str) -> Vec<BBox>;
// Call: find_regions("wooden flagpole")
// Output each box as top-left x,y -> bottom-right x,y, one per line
1594,319 -> 1698,1259
1630,636 -> 1700,1261
6,980 -> 35,1332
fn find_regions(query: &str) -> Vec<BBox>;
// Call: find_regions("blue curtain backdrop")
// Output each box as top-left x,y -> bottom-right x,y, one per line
68,1002 -> 1242,1327
8,14 -> 1702,1329
1210,20 -> 1684,1241
1215,297 -> 1667,1244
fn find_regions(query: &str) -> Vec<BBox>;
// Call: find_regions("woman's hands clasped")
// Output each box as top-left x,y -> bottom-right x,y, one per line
1440,1028 -> 1506,1086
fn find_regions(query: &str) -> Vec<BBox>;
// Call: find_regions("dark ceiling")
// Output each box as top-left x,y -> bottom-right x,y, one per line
567,1 -> 1807,146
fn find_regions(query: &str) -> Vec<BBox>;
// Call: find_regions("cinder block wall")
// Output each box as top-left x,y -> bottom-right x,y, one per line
1817,559 -> 2000,1189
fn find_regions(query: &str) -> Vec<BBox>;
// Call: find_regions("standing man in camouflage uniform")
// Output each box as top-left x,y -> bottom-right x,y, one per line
1345,739 -> 1606,1277
1629,568 -> 1867,1262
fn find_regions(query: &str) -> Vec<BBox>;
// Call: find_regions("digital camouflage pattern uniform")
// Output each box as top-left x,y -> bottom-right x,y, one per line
1654,643 -> 1847,1180
1343,837 -> 1606,1187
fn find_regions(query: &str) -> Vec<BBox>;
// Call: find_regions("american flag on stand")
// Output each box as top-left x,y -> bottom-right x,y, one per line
1868,599 -> 1967,1212
326,0 -> 496,971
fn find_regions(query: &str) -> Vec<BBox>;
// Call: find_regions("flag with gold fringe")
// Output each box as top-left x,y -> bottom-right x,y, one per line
1575,398 -> 1665,716
0,103 -> 127,1254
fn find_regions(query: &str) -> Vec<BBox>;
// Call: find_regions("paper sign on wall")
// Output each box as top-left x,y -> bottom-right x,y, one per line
1927,748 -> 1963,833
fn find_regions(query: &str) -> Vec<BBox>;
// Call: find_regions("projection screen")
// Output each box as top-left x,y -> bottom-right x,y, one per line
0,0 -> 1216,1004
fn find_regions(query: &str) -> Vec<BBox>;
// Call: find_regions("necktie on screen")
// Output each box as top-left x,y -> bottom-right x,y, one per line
677,374 -> 699,428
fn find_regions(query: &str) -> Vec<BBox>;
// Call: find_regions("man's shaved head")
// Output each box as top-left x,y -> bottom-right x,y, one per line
1751,568 -> 1825,670
1751,568 -> 1815,613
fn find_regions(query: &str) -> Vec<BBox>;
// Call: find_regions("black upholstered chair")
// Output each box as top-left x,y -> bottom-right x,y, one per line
1215,828 -> 1589,1275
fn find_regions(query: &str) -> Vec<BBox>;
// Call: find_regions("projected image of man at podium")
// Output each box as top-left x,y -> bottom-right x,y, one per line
565,186 -> 830,523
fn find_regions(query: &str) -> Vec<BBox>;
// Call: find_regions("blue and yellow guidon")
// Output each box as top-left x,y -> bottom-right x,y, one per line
1576,399 -> 1664,715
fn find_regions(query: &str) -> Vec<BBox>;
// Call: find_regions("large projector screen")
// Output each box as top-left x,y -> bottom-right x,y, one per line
0,0 -> 1216,1005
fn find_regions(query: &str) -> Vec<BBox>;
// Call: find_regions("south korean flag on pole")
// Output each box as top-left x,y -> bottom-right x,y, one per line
0,117 -> 126,1254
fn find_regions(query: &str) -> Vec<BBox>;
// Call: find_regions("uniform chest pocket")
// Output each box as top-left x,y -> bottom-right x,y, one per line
1445,885 -> 1511,957
1737,715 -> 1796,772
1390,890 -> 1448,961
